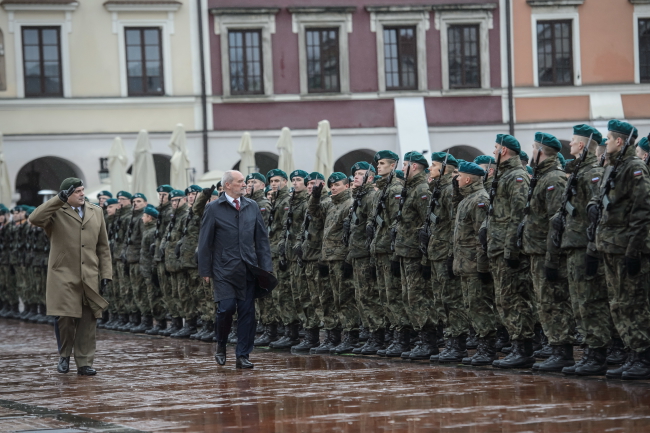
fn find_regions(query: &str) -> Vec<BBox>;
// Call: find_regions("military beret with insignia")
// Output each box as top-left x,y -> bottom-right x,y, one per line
599,137 -> 607,146
430,152 -> 459,168
327,172 -> 348,188
97,190 -> 112,199
290,169 -> 309,181
557,152 -> 566,169
403,151 -> 428,167
245,173 -> 266,184
638,137 -> 650,153
60,177 -> 83,191
474,155 -> 496,166
374,150 -> 399,164
350,161 -> 376,176
116,191 -> 133,200
520,151 -> 529,162
458,161 -> 486,177
133,193 -> 147,201
395,170 -> 405,180
573,124 -> 602,144
184,185 -> 202,195
608,119 -> 638,139
526,165 -> 533,175
169,189 -> 186,199
105,198 -> 118,206
535,132 -> 562,151
156,184 -> 173,193
143,204 -> 159,218
496,134 -> 521,153
266,169 -> 288,181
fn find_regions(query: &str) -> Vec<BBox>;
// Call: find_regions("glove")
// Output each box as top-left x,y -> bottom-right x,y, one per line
279,260 -> 288,272
318,262 -> 329,277
420,263 -> 432,280
626,256 -> 641,277
587,204 -> 600,224
506,258 -> 520,269
446,256 -> 455,278
551,215 -> 564,232
478,226 -> 488,251
390,260 -> 401,278
342,261 -> 353,279
58,184 -> 78,203
203,184 -> 216,197
100,278 -> 110,295
278,242 -> 286,257
418,227 -> 429,248
312,183 -> 324,201
369,265 -> 377,281
545,267 -> 559,281
175,242 -> 182,259
585,253 -> 599,277
342,218 -> 351,237
452,175 -> 460,195
366,224 -> 375,240
478,272 -> 492,283
149,243 -> 156,256
293,243 -> 303,260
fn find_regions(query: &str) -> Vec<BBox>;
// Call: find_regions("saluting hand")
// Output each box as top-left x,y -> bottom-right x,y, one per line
58,184 -> 78,203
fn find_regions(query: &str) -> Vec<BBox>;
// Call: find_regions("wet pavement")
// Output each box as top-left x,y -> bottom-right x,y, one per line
1,319 -> 650,433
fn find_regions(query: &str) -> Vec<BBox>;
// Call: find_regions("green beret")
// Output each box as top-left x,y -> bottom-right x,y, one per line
374,150 -> 399,163
638,137 -> 650,153
403,151 -> 428,167
573,124 -> 602,144
526,165 -> 533,175
264,186 -> 271,195
458,161 -> 486,177
105,198 -> 118,206
496,134 -> 521,153
350,161 -> 376,176
474,155 -> 496,166
430,152 -> 459,168
24,206 -> 34,216
600,137 -> 607,146
557,153 -> 566,169
169,189 -> 186,199
608,120 -> 638,139
60,177 -> 83,191
156,184 -> 173,193
267,169 -> 288,181
133,193 -> 147,201
0,204 -> 8,214
395,170 -> 405,180
97,190 -> 112,199
307,172 -> 325,182
12,205 -> 24,213
184,185 -> 202,195
327,172 -> 348,188
212,189 -> 220,196
245,173 -> 266,184
116,191 -> 132,200
520,151 -> 529,162
143,204 -> 159,218
535,132 -> 562,151
290,169 -> 309,181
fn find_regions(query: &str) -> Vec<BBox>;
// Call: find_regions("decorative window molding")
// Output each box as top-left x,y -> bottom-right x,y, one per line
633,2 -> 650,83
367,7 -> 430,92
103,1 -> 181,13
210,8 -> 278,97
3,1 -> 78,33
527,0 -> 584,5
289,7 -> 354,95
530,8 -> 581,86
434,6 -> 494,91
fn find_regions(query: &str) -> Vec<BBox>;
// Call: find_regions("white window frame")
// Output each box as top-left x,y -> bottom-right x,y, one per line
633,2 -> 650,84
213,11 -> 277,98
530,6 -> 582,87
434,8 -> 494,91
368,8 -> 430,93
290,9 -> 353,95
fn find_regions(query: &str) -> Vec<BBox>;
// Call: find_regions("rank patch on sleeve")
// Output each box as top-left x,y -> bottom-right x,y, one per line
634,170 -> 643,176
547,186 -> 555,191
591,177 -> 600,183
516,177 -> 524,182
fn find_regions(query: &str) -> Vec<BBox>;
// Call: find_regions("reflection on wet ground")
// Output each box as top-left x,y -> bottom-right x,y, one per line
1,319 -> 649,432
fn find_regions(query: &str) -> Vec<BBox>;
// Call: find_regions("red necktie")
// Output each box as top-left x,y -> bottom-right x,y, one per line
234,199 -> 240,211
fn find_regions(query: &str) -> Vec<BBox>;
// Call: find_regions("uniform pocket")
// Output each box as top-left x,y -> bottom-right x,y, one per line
51,251 -> 66,271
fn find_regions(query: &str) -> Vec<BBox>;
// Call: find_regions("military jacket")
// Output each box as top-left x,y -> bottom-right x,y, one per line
113,205 -> 133,262
124,207 -> 144,264
268,186 -> 291,257
347,183 -> 376,260
453,181 -> 489,275
249,189 -> 271,227
310,187 -> 352,262
193,190 -> 210,218
9,221 -> 29,266
589,147 -> 650,256
281,189 -> 309,262
32,225 -> 49,267
178,204 -> 200,269
394,170 -> 430,258
0,224 -> 9,265
486,156 -> 530,260
559,153 -> 603,249
299,195 -> 331,262
369,175 -> 403,255
427,172 -> 454,262
106,214 -> 118,263
521,155 -> 566,262
483,175 -> 494,192
24,224 -> 35,267
153,201 -> 172,263
164,203 -> 189,273
140,220 -> 156,279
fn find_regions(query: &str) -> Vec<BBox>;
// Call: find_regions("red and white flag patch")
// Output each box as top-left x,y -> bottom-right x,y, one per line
421,195 -> 428,200
516,177 -> 524,182
478,203 -> 485,208
394,194 -> 401,199
591,177 -> 600,183
284,207 -> 290,211
634,170 -> 643,176
547,186 -> 555,191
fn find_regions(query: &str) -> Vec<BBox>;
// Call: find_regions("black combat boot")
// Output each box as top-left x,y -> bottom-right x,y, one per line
377,329 -> 396,357
606,351 -> 638,379
113,314 -> 129,331
533,344 -> 575,372
131,315 -> 152,333
331,330 -> 359,354
37,304 -> 49,324
436,324 -> 445,348
361,329 -> 386,355
256,321 -> 264,334
171,317 -> 198,339
532,323 -> 546,352
97,310 -> 109,329
533,342 -> 553,359
103,312 -> 117,329
292,328 -> 320,353
190,324 -> 205,340
146,318 -> 167,335
574,332 -> 584,346
466,327 -> 478,350
310,330 -> 331,354
160,317 -> 182,336
574,347 -> 607,376
0,301 -> 7,317
495,326 -> 510,353
359,326 -> 370,342
493,339 -> 535,369
470,338 -> 498,366
29,304 -> 43,323
386,328 -> 411,358
312,329 -> 341,354
118,313 -> 136,332
254,324 -> 278,346
270,323 -> 300,349
622,348 -> 650,380
438,335 -> 468,363
228,322 -> 238,344
607,338 -> 627,365
410,330 -> 438,360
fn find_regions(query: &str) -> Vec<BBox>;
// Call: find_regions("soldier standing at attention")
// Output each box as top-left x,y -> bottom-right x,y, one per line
101,199 -> 120,329
151,185 -> 173,335
124,193 -> 149,333
139,204 -> 163,334
475,155 -> 496,193
113,191 -> 134,331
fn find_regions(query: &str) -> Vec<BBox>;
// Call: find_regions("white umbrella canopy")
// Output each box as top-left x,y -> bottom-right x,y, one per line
314,120 -> 333,176
131,129 -> 159,206
276,127 -> 295,174
238,132 -> 256,176
108,136 -> 129,194
169,123 -> 191,190
197,169 -> 225,188
0,133 -> 13,206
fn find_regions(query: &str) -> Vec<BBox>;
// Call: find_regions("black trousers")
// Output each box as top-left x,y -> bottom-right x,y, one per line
215,277 -> 256,357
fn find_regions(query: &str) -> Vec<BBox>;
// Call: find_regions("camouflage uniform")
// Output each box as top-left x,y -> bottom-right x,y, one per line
114,204 -> 134,314
31,226 -> 49,309
522,155 -> 575,345
453,181 -> 494,338
105,213 -> 117,315
486,156 -> 535,341
124,207 -> 147,316
268,186 -> 291,326
193,191 -> 215,323
248,188 -> 271,326
590,146 -> 650,353
140,219 -> 163,319
163,202 -> 189,318
0,223 -> 13,311
154,201 -> 173,315
347,183 -> 382,332
427,172 -> 468,338
179,202 -> 209,322
395,170 -> 432,332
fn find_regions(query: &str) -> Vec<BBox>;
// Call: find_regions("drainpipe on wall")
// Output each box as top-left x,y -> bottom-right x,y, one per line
505,0 -> 515,136
197,0 -> 209,173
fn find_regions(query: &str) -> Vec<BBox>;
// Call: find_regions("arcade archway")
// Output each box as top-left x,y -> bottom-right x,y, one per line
15,156 -> 84,206
334,148 -> 376,175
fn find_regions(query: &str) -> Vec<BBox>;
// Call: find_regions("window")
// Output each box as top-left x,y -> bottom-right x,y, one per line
448,24 -> 480,89
639,19 -> 650,83
125,27 -> 164,96
536,20 -> 573,86
228,30 -> 264,95
306,28 -> 340,93
383,26 -> 417,90
22,27 -> 62,97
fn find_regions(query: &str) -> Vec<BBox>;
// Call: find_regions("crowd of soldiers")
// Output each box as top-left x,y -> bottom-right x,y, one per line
1,119 -> 649,381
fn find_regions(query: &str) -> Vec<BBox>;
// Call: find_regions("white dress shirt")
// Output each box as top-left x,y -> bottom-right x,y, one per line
224,193 -> 241,210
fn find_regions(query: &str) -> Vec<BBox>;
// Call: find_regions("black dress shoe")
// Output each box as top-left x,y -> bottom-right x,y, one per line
215,343 -> 226,365
57,357 -> 70,374
236,356 -> 254,369
77,366 -> 97,376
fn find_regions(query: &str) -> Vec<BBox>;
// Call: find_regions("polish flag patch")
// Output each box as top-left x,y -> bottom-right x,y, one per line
591,177 -> 600,183
547,186 -> 555,191
516,177 -> 524,182
634,170 -> 643,176
478,203 -> 485,208
260,208 -> 266,211
284,207 -> 290,210
421,195 -> 428,200
394,194 -> 401,199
